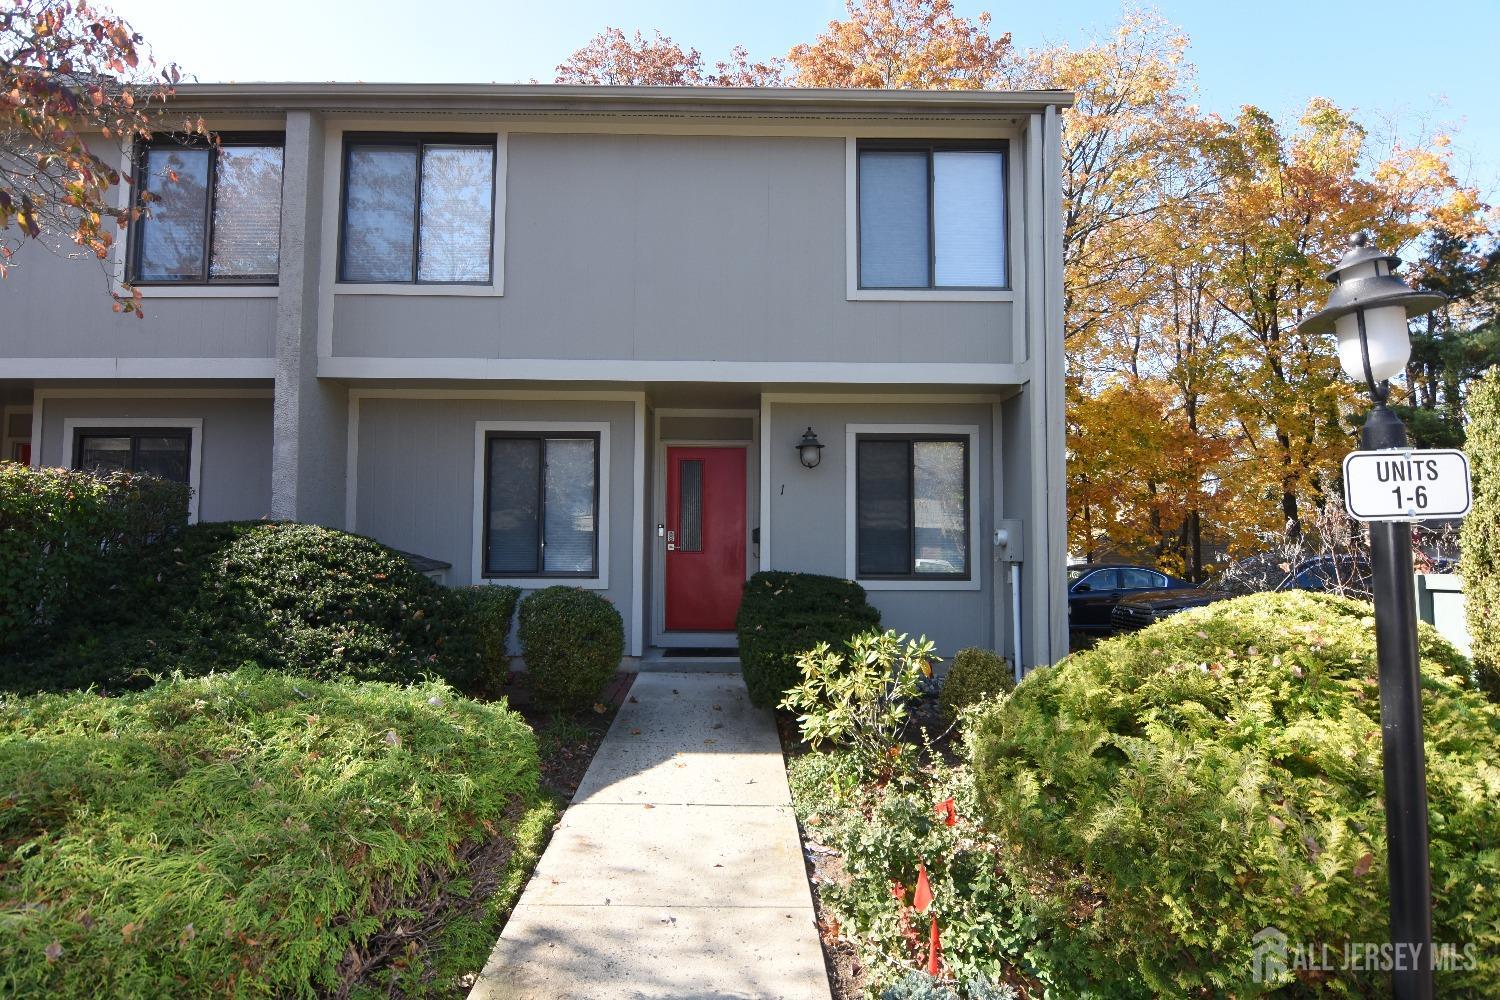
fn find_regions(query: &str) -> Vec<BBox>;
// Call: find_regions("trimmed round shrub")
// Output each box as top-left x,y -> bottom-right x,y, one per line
968,591 -> 1500,997
0,668 -> 550,997
939,647 -> 1014,723
736,571 -> 881,708
0,521 -> 485,695
517,586 -> 623,712
449,585 -> 521,694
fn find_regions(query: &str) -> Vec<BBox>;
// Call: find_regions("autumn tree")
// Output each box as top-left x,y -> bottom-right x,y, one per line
555,28 -> 785,87
1,0 -> 185,310
786,0 -> 1009,89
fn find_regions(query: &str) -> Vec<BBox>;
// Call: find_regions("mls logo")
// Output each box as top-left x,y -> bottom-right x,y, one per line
1252,926 -> 1289,984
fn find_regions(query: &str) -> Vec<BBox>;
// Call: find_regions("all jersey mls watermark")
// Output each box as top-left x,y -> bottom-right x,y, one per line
1252,926 -> 1479,983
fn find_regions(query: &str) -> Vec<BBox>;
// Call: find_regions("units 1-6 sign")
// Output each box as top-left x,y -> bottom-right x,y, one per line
1343,449 -> 1472,522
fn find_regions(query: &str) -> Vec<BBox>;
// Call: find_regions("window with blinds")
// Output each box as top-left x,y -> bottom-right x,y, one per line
855,435 -> 970,579
857,142 -> 1007,291
130,135 -> 284,284
339,135 -> 495,284
483,432 -> 600,579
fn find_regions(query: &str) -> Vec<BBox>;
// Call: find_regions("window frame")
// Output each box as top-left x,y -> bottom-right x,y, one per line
63,417 -> 203,522
477,426 -> 606,585
127,132 -> 286,286
846,426 -> 978,589
337,132 -> 499,286
855,138 -> 1010,293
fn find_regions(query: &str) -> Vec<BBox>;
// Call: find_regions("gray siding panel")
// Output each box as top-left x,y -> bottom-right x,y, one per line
332,133 -> 1012,363
37,395 -> 273,521
765,399 -> 997,656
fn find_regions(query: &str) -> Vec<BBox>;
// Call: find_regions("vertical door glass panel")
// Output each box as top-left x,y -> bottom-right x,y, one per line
678,459 -> 703,553
857,440 -> 912,575
342,145 -> 418,282
417,145 -> 494,283
859,151 -> 929,288
137,146 -> 211,280
210,145 -> 284,279
933,151 -> 1005,287
134,435 -> 189,483
542,438 -> 596,574
77,436 -> 131,473
912,440 -> 967,574
487,437 -> 540,574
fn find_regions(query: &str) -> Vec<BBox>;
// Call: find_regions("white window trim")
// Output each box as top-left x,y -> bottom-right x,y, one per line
844,422 -> 981,592
62,417 -> 204,523
844,137 -> 1017,303
471,420 -> 610,590
332,131 -> 507,297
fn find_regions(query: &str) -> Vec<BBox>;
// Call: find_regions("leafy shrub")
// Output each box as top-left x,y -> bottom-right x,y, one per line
938,648 -> 1013,723
968,591 -> 1500,997
882,972 -> 957,1000
1462,365 -> 1500,700
0,668 -> 551,998
0,521 -> 485,695
0,464 -> 188,649
517,586 -> 623,712
449,585 -> 521,693
781,629 -> 936,773
736,571 -> 881,708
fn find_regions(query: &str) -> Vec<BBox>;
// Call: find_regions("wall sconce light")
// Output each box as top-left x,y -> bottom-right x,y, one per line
796,427 -> 825,469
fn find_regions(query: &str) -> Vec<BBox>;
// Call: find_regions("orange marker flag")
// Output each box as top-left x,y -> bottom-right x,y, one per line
927,915 -> 941,976
913,863 -> 933,913
935,797 -> 957,827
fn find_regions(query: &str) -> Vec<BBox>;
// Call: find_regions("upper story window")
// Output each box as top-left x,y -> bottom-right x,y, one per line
339,134 -> 496,285
129,134 -> 285,284
857,141 -> 1007,290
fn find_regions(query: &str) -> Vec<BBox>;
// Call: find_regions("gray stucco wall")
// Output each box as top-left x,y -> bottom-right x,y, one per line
352,395 -> 640,652
36,394 -> 273,521
764,399 -> 998,656
332,133 -> 1013,365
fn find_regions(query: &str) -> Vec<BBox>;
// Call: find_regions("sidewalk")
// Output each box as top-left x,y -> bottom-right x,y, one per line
470,671 -> 831,1000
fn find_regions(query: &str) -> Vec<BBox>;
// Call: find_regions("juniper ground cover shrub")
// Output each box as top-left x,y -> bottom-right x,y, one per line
0,668 -> 552,998
968,591 -> 1500,996
516,586 -> 623,712
0,521 -> 486,696
0,464 -> 188,649
736,571 -> 881,708
1462,365 -> 1500,700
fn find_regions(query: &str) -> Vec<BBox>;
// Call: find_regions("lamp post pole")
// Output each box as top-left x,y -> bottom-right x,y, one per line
1361,401 -> 1434,1000
1300,234 -> 1447,999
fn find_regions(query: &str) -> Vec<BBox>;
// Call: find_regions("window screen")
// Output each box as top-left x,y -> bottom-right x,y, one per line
483,433 -> 599,578
74,428 -> 190,484
856,436 -> 969,579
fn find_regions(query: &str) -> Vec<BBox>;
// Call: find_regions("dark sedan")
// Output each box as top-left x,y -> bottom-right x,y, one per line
1067,563 -> 1195,634
1110,554 -> 1374,632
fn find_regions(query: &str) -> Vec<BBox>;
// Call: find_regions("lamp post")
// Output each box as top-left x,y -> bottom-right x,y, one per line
1301,233 -> 1446,999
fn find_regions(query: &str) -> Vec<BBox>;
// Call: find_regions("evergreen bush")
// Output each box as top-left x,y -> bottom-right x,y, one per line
0,464 -> 188,649
968,591 -> 1500,996
516,586 -> 623,712
735,570 -> 881,708
450,585 -> 522,693
1462,365 -> 1500,700
0,668 -> 550,997
938,647 -> 1013,723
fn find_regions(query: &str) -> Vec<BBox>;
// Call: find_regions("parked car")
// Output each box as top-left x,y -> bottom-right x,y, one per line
1067,563 -> 1195,634
1110,554 -> 1374,632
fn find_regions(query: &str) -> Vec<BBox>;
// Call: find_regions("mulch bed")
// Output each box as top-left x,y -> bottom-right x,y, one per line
495,670 -> 635,799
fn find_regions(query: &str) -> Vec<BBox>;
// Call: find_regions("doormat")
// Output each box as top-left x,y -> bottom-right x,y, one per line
661,646 -> 739,658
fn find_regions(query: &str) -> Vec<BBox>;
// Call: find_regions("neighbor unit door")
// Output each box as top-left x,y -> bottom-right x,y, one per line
665,446 -> 747,632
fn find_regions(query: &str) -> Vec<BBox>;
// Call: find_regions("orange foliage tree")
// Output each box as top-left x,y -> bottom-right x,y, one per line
1,0 -> 187,312
786,0 -> 1009,89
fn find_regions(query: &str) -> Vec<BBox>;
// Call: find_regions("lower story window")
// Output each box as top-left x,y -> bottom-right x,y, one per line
73,427 -> 191,483
483,432 -> 600,578
856,435 -> 969,579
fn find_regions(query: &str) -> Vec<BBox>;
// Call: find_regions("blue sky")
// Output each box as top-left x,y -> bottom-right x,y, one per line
117,0 -> 1499,197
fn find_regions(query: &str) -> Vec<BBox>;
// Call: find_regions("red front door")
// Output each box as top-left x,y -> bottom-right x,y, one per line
665,446 -> 747,632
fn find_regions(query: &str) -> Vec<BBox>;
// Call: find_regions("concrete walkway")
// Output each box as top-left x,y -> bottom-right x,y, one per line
470,671 -> 831,1000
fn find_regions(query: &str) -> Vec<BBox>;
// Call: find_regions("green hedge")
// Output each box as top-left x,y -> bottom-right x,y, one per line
0,464 -> 189,650
449,585 -> 522,695
0,668 -> 549,997
1462,366 -> 1500,700
0,521 -> 486,696
517,586 -> 623,712
736,571 -> 881,709
968,592 -> 1500,996
939,647 -> 1014,724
